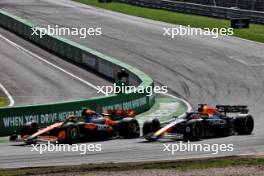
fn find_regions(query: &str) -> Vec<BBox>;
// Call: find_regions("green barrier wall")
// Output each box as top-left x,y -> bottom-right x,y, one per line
0,10 -> 155,136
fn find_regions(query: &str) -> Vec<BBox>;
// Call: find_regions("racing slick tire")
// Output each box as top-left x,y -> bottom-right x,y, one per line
143,118 -> 161,136
119,118 -> 140,138
58,123 -> 80,144
21,122 -> 38,138
234,114 -> 254,135
21,122 -> 38,145
183,120 -> 204,141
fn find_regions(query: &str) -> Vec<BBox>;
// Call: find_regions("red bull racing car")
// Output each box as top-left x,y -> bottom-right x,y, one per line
143,104 -> 254,141
18,109 -> 140,144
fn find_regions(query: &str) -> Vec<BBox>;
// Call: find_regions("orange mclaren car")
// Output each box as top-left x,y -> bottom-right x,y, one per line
19,109 -> 140,144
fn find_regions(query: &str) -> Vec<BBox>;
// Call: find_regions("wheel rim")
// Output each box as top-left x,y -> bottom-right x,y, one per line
131,122 -> 139,134
70,128 -> 78,140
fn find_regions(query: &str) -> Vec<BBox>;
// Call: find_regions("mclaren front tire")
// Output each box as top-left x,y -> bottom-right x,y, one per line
21,122 -> 38,138
58,123 -> 80,144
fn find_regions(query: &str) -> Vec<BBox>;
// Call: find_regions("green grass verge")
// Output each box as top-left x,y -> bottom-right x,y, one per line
0,97 -> 7,107
0,156 -> 263,176
76,0 -> 264,43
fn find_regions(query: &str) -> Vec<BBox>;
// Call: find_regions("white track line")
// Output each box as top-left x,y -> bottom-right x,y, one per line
0,34 -> 108,96
0,83 -> 15,107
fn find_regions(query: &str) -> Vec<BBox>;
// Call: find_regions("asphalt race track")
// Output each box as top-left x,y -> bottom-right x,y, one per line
0,27 -> 110,106
0,0 -> 264,168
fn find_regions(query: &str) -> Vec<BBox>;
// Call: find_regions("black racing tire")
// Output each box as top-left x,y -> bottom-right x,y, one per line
21,122 -> 38,138
119,118 -> 140,138
234,114 -> 254,135
183,120 -> 204,141
143,118 -> 161,136
58,123 -> 80,144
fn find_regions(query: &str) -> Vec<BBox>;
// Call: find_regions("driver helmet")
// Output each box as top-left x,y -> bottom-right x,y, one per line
82,109 -> 96,117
